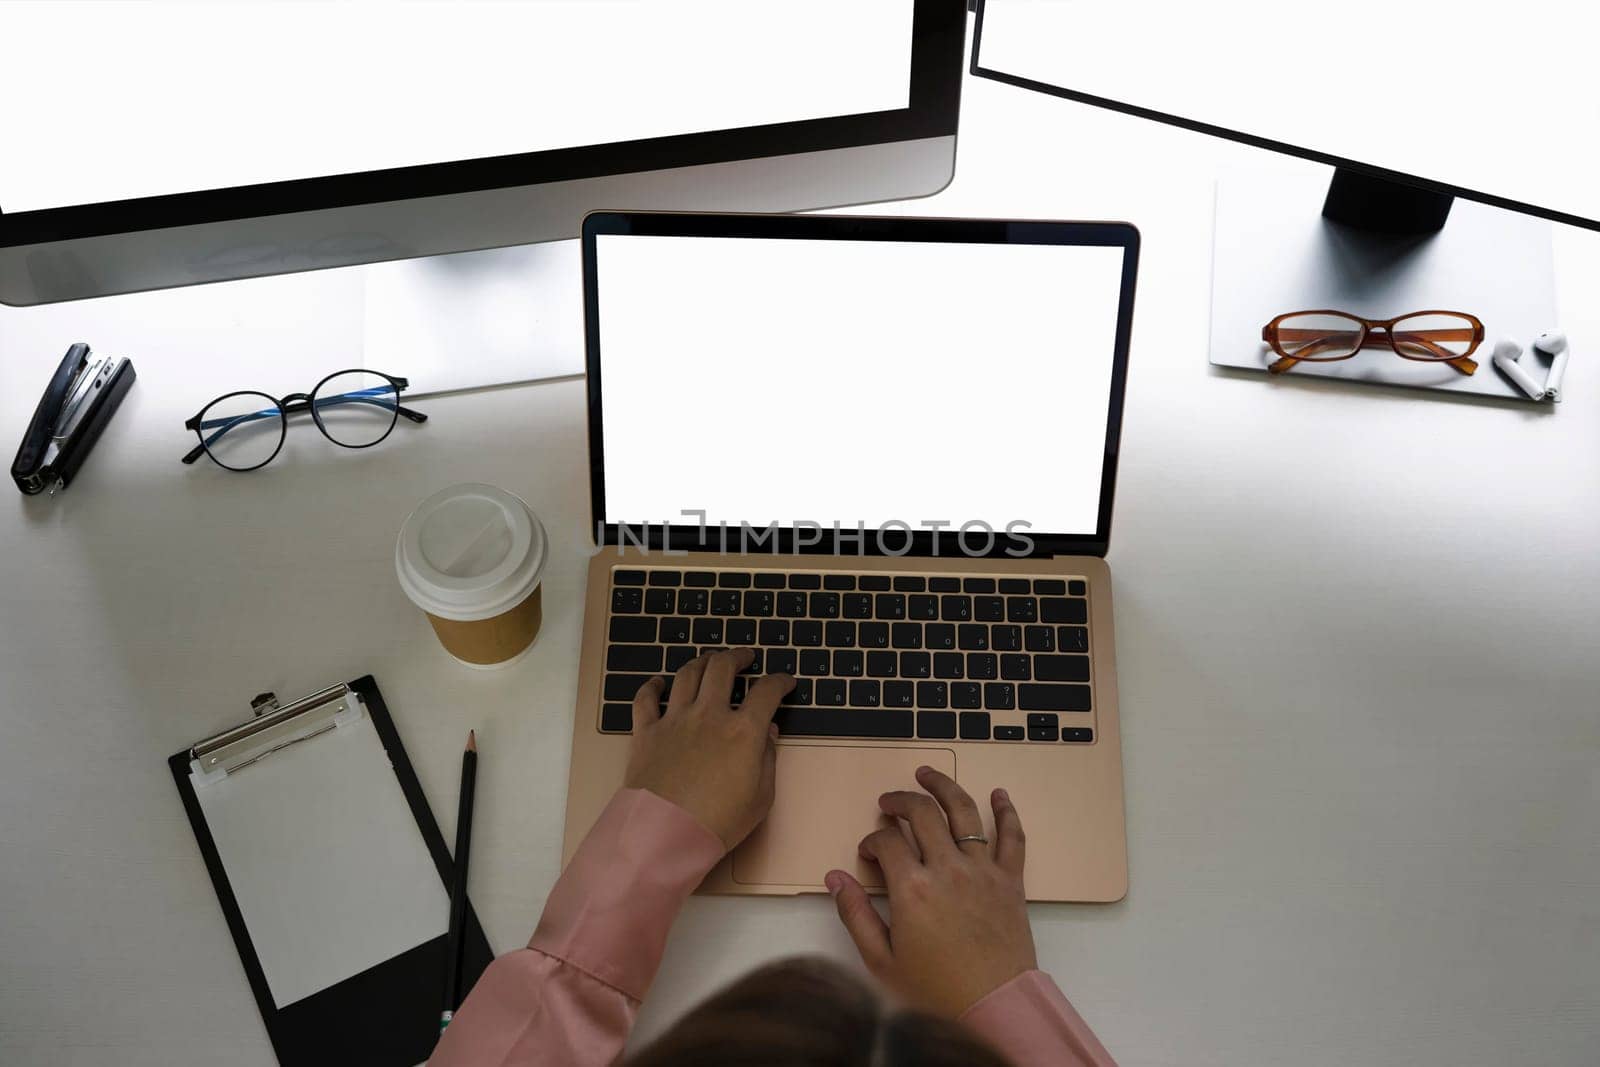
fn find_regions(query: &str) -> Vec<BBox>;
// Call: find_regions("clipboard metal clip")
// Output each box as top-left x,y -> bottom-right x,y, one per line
189,682 -> 363,785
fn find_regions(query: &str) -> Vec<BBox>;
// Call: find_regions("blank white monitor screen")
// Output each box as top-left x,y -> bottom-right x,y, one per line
977,0 -> 1600,224
594,234 -> 1128,536
0,0 -> 913,213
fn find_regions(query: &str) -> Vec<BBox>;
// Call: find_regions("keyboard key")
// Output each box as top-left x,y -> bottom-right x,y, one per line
1027,713 -> 1059,731
909,595 -> 940,620
966,653 -> 998,680
644,589 -> 674,614
1028,726 -> 1058,742
924,623 -> 956,650
1018,684 -> 1092,712
698,647 -> 727,657
799,650 -> 831,676
649,571 -> 681,587
959,711 -> 991,740
777,592 -> 808,618
718,572 -> 752,588
810,592 -> 840,618
957,624 -> 989,651
610,617 -> 656,643
849,680 -> 880,707
710,590 -> 742,616
994,725 -> 1025,740
758,619 -> 790,645
833,650 -> 865,677
1024,625 -> 1055,652
933,652 -> 964,679
859,575 -> 891,591
825,621 -> 857,647
603,674 -> 655,701
730,677 -> 748,704
984,683 -> 1016,710
900,652 -> 931,679
1000,654 -> 1031,681
999,578 -> 1030,595
894,576 -> 926,592
814,680 -> 848,706
963,578 -> 995,594
600,703 -> 633,733
612,587 -> 643,614
858,622 -> 890,648
884,680 -> 915,708
614,570 -> 646,586
692,618 -> 724,644
951,683 -> 983,709
867,650 -> 899,678
725,619 -> 757,646
875,594 -> 906,620
1006,597 -> 1039,623
789,573 -> 822,590
1033,655 -> 1090,682
678,589 -> 709,616
891,623 -> 923,649
753,572 -> 786,589
916,681 -> 948,708
824,574 -> 856,590
1042,597 -> 1088,624
1068,580 -> 1087,596
1062,727 -> 1094,743
793,620 -> 823,647
783,679 -> 813,705
685,571 -> 717,587
607,645 -> 663,672
940,595 -> 972,621
665,645 -> 697,672
992,625 -> 1022,652
742,649 -> 764,674
843,593 -> 873,619
743,590 -> 774,617
767,648 -> 798,676
917,711 -> 957,739
974,596 -> 1005,622
776,707 -> 913,738
1034,579 -> 1066,595
1058,626 -> 1089,653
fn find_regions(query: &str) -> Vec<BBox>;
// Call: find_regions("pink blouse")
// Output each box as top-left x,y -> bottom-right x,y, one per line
430,789 -> 1115,1066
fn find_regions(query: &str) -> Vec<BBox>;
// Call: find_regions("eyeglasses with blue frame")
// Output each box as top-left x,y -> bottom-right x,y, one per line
182,369 -> 427,471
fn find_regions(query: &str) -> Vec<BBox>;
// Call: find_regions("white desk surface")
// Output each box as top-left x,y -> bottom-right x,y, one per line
2,68 -> 1597,1067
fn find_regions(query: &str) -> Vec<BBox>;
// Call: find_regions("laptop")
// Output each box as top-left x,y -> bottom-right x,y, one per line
563,212 -> 1138,903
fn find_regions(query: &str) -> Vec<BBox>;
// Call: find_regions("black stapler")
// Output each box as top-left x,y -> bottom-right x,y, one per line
10,343 -> 137,495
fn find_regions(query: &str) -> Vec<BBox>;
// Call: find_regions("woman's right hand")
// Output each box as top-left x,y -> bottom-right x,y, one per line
825,766 -> 1037,1019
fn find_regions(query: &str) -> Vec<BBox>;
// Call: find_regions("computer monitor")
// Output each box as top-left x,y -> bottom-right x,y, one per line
0,0 -> 964,309
970,0 -> 1593,402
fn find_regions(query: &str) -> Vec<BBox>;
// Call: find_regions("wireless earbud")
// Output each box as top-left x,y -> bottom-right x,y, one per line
1533,331 -> 1569,402
1492,338 -> 1546,401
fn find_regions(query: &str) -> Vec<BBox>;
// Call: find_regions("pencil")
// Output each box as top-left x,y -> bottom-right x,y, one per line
440,729 -> 477,1033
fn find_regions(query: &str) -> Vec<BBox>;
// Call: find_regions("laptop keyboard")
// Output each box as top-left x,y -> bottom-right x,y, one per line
599,568 -> 1095,744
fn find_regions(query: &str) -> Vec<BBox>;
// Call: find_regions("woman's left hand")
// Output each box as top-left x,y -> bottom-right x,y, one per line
622,648 -> 796,851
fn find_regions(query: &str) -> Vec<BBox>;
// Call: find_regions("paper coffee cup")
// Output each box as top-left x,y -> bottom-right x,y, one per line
396,483 -> 547,669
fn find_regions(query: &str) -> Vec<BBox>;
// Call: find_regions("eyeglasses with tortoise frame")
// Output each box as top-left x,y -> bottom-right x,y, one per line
1261,310 -> 1484,376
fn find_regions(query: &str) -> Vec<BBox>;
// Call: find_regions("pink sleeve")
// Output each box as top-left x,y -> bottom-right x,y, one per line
959,970 -> 1118,1067
429,788 -> 725,1067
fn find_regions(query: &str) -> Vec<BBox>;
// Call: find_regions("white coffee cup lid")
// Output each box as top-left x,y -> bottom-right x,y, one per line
395,483 -> 546,622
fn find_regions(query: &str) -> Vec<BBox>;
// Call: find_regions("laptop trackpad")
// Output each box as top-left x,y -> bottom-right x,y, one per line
732,744 -> 956,891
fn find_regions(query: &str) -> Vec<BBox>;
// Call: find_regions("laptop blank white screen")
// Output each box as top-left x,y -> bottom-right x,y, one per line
594,234 -> 1126,538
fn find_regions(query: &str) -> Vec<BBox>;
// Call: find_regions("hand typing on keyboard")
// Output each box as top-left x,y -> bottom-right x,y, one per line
825,766 -> 1038,1019
622,648 -> 797,851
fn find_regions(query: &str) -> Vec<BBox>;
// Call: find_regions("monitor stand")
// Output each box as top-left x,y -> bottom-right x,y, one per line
359,240 -> 586,397
1208,169 -> 1558,404
1321,167 -> 1456,235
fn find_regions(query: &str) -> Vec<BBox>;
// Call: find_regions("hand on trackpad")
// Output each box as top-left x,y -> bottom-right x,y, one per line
732,745 -> 956,889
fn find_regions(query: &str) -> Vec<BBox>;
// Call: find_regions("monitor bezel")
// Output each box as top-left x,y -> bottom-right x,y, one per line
970,0 -> 1600,234
0,0 -> 965,249
582,210 -> 1140,559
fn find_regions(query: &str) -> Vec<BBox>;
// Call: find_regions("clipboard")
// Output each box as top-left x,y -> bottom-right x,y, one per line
169,675 -> 493,1066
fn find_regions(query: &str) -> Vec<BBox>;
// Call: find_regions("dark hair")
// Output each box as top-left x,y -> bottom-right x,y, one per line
625,956 -> 1012,1067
